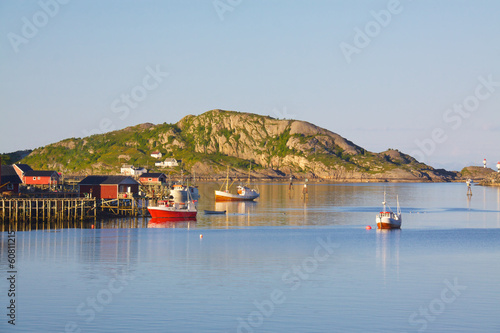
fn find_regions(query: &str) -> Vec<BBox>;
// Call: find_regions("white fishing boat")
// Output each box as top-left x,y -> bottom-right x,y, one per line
215,166 -> 259,202
169,183 -> 200,202
376,192 -> 402,229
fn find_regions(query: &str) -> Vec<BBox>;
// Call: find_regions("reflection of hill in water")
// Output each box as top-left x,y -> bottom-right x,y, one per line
0,227 -> 140,282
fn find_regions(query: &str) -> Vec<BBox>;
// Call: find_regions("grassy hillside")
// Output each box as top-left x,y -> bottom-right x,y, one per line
1,150 -> 32,165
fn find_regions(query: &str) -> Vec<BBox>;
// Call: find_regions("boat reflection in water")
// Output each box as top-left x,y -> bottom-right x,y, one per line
147,217 -> 197,229
376,229 -> 401,282
214,201 -> 257,215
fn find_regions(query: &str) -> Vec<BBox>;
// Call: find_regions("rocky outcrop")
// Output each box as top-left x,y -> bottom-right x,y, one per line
461,166 -> 495,181
174,111 -> 459,181
480,171 -> 500,185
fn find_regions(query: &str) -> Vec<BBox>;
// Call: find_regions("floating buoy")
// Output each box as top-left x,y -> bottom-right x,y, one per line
365,225 -> 372,230
199,234 -> 203,239
91,225 -> 94,229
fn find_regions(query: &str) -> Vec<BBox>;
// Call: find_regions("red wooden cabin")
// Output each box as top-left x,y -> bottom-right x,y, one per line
139,173 -> 167,185
24,170 -> 60,186
78,176 -> 140,199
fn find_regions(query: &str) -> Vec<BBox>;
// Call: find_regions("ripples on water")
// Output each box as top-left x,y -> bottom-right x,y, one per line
1,183 -> 500,332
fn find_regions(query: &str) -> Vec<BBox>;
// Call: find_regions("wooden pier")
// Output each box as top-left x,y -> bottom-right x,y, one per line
0,197 -> 158,223
0,198 -> 97,222
99,197 -> 157,217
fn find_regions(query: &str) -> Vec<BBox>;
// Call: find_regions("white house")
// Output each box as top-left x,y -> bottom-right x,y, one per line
150,151 -> 163,159
121,165 -> 147,176
155,158 -> 179,168
164,158 -> 179,167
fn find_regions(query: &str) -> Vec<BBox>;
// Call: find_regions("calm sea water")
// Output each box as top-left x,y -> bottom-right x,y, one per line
1,183 -> 500,332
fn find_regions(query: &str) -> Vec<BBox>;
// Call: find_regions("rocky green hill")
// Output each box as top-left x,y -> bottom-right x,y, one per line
20,109 -> 458,181
1,150 -> 32,165
460,166 -> 495,181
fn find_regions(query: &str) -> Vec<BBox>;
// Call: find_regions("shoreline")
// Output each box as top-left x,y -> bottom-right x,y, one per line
61,173 -> 471,184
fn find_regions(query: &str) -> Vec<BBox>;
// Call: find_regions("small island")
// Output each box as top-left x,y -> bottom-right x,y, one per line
1,110 -> 466,183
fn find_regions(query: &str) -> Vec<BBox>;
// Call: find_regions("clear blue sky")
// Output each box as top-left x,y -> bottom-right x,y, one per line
1,0 -> 499,170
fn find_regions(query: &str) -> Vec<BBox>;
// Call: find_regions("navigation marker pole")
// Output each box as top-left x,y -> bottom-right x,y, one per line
466,179 -> 473,197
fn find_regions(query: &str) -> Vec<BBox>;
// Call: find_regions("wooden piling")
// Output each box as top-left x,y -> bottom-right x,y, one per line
0,198 -> 97,223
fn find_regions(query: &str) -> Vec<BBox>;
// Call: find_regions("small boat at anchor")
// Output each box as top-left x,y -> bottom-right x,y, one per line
204,210 -> 226,215
148,199 -> 197,219
376,192 -> 402,229
215,166 -> 259,202
215,185 -> 260,201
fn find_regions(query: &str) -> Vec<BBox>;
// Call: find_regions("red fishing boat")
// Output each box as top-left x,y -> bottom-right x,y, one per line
147,199 -> 197,219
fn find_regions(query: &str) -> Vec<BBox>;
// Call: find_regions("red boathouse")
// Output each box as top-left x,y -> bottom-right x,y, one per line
24,170 -> 60,186
139,173 -> 167,185
78,176 -> 140,199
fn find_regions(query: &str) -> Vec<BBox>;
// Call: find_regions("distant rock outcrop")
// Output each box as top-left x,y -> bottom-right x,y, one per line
477,169 -> 500,185
460,166 -> 495,181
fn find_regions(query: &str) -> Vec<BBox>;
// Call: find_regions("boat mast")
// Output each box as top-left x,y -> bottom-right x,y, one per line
382,190 -> 387,212
226,165 -> 229,192
247,162 -> 251,185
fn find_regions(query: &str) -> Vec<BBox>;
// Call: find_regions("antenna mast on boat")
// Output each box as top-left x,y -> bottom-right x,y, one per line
382,190 -> 387,212
247,162 -> 252,185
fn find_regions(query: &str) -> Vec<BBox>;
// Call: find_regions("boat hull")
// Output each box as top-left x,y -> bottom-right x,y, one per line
148,206 -> 197,219
215,190 -> 259,202
376,215 -> 402,229
376,221 -> 401,229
